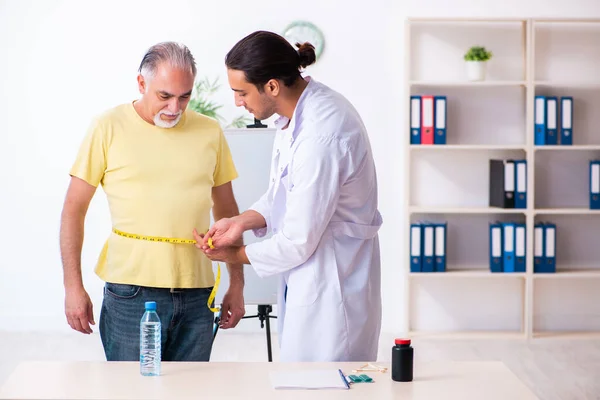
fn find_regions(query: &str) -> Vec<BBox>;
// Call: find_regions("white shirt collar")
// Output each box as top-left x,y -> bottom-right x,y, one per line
273,76 -> 314,137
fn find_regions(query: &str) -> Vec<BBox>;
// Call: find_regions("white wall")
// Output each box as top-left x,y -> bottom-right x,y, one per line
0,0 -> 599,336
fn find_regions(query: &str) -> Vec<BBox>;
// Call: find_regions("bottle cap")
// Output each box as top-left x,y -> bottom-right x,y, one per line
145,301 -> 157,311
395,338 -> 411,345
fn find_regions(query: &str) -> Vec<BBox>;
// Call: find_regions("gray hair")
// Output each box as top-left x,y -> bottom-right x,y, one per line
138,41 -> 197,80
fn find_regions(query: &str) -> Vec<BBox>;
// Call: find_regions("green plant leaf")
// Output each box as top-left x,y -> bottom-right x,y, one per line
464,46 -> 492,62
226,115 -> 254,129
190,75 -> 254,128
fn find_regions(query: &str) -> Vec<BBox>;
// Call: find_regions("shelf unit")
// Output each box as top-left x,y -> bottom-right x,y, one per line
404,18 -> 600,340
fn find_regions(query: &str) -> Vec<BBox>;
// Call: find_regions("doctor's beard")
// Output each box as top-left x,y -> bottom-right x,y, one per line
154,109 -> 182,128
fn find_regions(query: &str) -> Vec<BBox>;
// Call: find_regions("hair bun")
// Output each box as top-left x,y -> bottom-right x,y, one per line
296,42 -> 316,68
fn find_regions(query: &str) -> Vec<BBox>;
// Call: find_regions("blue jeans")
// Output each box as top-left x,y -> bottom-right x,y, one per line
99,282 -> 215,362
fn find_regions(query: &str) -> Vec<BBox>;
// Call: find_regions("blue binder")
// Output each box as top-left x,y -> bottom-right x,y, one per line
422,223 -> 435,272
410,96 -> 421,145
560,97 -> 573,145
409,223 -> 422,272
590,161 -> 600,209
545,96 -> 558,145
489,222 -> 503,273
514,160 -> 527,209
434,96 -> 447,145
434,222 -> 447,272
514,223 -> 526,273
543,223 -> 556,273
502,222 -> 515,273
533,223 -> 545,273
534,95 -> 546,145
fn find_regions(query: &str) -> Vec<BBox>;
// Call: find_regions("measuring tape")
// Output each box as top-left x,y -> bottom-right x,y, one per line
112,228 -> 220,313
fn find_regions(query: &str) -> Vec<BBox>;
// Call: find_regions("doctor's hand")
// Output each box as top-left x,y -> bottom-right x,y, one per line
193,229 -> 245,263
199,218 -> 244,248
199,243 -> 249,265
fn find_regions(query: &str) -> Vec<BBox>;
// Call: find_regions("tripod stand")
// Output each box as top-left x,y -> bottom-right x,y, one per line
212,305 -> 277,362
242,305 -> 277,362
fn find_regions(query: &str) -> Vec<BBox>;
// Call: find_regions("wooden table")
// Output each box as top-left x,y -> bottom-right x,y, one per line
0,360 -> 539,399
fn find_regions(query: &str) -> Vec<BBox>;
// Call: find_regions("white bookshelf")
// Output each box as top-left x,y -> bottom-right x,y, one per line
404,18 -> 600,340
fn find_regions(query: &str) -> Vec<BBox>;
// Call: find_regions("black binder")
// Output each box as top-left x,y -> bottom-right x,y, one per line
489,159 -> 515,208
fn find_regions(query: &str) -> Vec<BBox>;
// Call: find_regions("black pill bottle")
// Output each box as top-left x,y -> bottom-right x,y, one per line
391,338 -> 413,382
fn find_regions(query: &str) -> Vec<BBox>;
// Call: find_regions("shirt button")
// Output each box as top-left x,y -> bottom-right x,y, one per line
271,178 -> 275,183
273,228 -> 278,233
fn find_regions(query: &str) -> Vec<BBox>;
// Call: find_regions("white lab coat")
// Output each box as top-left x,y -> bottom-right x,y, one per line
245,77 -> 382,362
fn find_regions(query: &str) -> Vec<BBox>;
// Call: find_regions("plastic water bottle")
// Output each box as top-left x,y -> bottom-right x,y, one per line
140,301 -> 161,376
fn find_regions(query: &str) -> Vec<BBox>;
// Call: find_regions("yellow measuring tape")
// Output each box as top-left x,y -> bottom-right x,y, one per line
112,228 -> 220,313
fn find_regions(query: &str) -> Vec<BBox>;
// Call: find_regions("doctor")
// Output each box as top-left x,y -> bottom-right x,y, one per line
194,30 -> 383,362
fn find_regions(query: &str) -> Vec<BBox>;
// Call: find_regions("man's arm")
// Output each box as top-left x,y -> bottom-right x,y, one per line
212,182 -> 245,287
211,182 -> 245,328
202,179 -> 272,249
60,176 -> 97,334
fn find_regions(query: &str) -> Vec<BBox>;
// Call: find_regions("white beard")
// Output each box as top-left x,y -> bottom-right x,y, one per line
154,110 -> 182,128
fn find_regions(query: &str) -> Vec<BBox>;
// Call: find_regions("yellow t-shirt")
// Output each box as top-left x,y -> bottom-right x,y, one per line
70,102 -> 238,288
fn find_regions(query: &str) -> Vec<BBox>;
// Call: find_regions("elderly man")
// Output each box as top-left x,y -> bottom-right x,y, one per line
60,42 -> 245,361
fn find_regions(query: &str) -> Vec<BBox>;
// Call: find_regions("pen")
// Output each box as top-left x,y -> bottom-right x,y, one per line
338,369 -> 351,389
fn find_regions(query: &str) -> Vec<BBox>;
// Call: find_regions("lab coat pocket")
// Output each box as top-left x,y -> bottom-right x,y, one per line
285,262 -> 318,306
329,214 -> 383,283
330,212 -> 383,240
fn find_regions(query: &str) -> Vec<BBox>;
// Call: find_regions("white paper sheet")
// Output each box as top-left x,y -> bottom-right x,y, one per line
269,369 -> 350,390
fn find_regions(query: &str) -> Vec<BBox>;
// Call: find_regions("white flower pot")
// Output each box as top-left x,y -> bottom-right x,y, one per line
466,61 -> 487,81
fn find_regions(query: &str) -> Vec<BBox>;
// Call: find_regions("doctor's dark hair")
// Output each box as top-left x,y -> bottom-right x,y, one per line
225,30 -> 316,91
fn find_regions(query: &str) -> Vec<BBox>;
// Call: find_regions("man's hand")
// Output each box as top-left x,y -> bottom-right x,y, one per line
218,285 -> 245,329
65,286 -> 95,334
201,217 -> 245,248
192,232 -> 249,265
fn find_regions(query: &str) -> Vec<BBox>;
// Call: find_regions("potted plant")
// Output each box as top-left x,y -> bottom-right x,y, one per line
463,46 -> 492,81
188,76 -> 252,128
